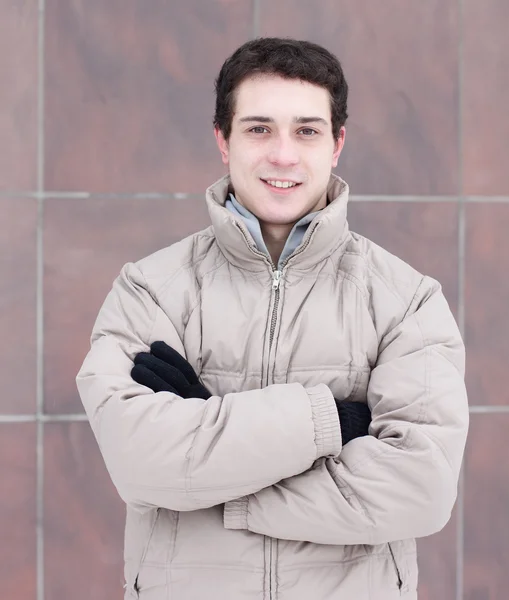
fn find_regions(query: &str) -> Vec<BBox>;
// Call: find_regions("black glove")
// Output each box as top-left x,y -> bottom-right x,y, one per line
335,399 -> 371,445
131,341 -> 211,400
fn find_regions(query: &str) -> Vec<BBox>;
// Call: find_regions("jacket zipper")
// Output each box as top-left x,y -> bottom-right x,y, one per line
268,270 -> 282,352
266,229 -> 321,599
233,222 -> 277,598
266,268 -> 281,600
235,220 -> 319,600
264,269 -> 277,600
267,225 -> 320,600
267,221 -> 319,354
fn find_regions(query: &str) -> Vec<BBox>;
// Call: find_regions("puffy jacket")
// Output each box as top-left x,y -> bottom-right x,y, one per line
76,174 -> 469,600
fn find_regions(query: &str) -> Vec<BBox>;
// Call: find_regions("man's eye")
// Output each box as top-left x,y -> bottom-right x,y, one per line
299,128 -> 318,136
250,126 -> 269,134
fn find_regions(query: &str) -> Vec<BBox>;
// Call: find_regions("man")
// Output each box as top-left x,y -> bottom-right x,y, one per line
77,38 -> 469,599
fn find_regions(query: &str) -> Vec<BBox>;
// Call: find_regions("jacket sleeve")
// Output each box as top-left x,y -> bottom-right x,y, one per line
224,277 -> 469,545
76,262 -> 342,512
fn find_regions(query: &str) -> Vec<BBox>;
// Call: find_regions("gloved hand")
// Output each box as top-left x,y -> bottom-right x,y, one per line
335,399 -> 371,445
131,341 -> 211,400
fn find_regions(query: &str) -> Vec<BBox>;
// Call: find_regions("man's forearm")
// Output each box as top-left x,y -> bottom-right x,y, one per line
224,283 -> 469,545
79,344 -> 340,511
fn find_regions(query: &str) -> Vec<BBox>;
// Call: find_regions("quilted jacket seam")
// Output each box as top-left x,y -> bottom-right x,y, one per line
341,250 -> 417,312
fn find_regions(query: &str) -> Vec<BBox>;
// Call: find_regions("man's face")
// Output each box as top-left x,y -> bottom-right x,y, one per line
215,75 -> 345,227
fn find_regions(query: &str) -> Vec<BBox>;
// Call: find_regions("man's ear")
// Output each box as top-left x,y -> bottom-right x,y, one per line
331,126 -> 346,168
215,127 -> 229,165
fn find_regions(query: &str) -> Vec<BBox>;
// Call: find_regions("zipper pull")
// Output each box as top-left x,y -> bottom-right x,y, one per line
272,270 -> 281,290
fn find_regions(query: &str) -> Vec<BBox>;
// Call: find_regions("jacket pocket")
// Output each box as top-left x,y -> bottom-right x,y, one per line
132,508 -> 162,597
388,542 -> 409,594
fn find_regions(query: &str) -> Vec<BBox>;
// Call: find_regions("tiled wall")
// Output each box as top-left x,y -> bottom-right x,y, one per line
1,1 -> 508,599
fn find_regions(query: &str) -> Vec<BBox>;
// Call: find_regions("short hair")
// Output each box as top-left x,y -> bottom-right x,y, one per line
214,37 -> 349,140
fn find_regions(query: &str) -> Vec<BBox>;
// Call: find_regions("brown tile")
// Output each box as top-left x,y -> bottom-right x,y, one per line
260,0 -> 459,195
45,0 -> 253,193
465,204 -> 509,406
44,421 -> 125,599
462,0 -> 509,195
0,198 -> 37,414
417,507 -> 457,600
464,414 -> 509,599
347,201 -> 459,314
43,196 -> 211,413
0,424 -> 36,600
0,2 -> 37,191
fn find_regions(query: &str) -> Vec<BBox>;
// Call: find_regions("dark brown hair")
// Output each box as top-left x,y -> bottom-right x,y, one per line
214,37 -> 348,140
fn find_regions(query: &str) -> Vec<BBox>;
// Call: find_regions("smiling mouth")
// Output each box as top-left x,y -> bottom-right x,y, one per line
260,178 -> 302,189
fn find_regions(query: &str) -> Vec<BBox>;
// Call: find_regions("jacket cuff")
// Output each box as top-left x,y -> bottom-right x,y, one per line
223,496 -> 249,530
307,383 -> 342,458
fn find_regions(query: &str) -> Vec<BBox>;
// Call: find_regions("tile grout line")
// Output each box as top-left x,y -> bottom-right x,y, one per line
456,199 -> 466,600
0,191 -> 210,200
2,191 -> 509,202
252,0 -> 260,38
457,209 -> 466,339
351,195 -> 458,203
463,196 -> 509,203
469,406 -> 509,413
0,414 -> 90,423
36,1 -> 45,599
456,0 -> 465,596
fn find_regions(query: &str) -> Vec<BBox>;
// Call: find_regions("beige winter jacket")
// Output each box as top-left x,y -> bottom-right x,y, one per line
76,174 -> 469,600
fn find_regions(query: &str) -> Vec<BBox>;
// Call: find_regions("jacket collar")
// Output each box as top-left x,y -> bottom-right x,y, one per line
225,194 -> 320,270
205,174 -> 350,272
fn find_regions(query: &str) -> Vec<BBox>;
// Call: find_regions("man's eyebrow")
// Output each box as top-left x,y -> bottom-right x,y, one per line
238,116 -> 274,123
238,116 -> 329,126
294,116 -> 329,126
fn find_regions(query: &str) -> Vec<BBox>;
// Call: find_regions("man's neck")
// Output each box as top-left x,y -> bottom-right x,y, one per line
261,222 -> 294,266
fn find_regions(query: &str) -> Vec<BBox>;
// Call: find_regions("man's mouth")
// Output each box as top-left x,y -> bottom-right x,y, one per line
260,178 -> 302,189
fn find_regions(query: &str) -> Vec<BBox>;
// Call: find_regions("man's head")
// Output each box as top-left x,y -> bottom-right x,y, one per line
213,38 -> 349,236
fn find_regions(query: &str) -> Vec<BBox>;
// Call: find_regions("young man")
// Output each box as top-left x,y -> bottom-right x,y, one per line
77,38 -> 469,599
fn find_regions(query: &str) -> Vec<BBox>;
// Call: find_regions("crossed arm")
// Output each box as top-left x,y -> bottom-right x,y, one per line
76,262 -> 469,546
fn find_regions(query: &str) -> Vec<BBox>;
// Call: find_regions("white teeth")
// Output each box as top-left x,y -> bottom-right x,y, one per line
265,180 -> 298,188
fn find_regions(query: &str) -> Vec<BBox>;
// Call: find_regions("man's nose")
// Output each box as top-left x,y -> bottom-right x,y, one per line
267,136 -> 300,166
